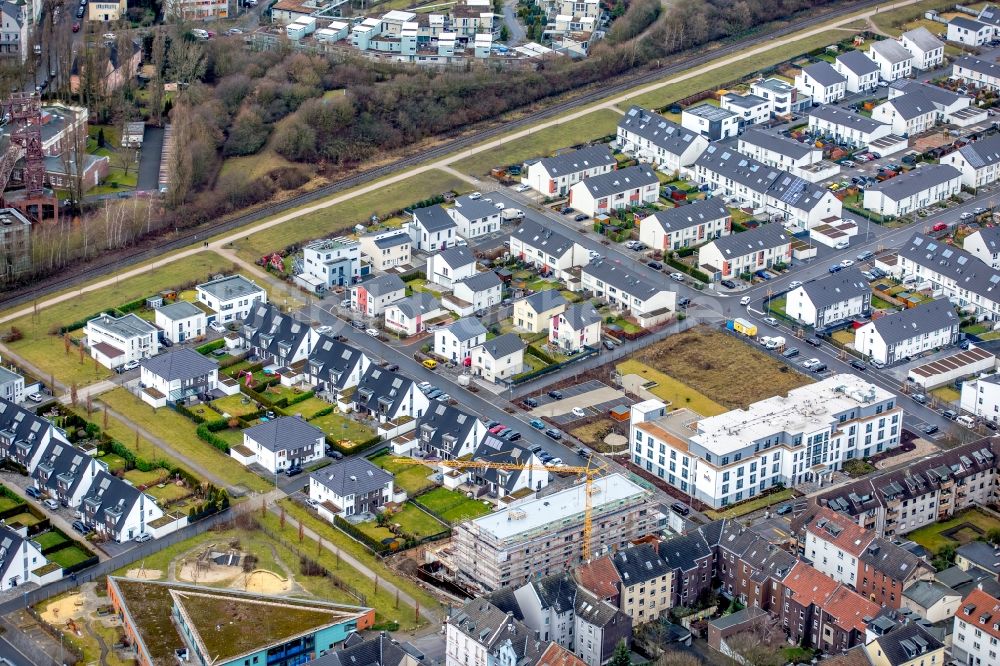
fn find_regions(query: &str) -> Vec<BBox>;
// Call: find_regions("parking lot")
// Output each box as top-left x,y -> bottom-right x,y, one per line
524,379 -> 631,425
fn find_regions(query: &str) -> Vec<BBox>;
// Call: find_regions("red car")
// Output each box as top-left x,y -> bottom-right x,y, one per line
72,22 -> 79,32
489,424 -> 506,434
932,222 -> 948,232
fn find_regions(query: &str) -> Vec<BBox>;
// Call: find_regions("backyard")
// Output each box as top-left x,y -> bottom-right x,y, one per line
415,487 -> 492,524
365,502 -> 448,539
370,452 -> 435,495
704,488 -> 796,521
907,508 -> 1000,553
617,359 -> 726,417
308,411 -> 376,448
47,544 -> 94,569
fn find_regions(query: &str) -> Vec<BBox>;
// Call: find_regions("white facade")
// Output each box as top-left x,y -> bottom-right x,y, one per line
863,165 -> 962,217
785,283 -> 870,328
737,133 -> 822,172
426,251 -> 477,289
833,52 -> 881,93
351,278 -> 406,318
899,28 -> 944,70
720,94 -> 771,127
579,263 -> 676,319
948,18 -> 992,46
616,107 -> 709,174
951,590 -> 1000,666
942,137 -> 1000,190
154,303 -> 207,345
450,276 -> 502,313
523,145 -> 616,197
548,308 -> 601,353
359,230 -> 411,273
196,275 -> 268,324
239,423 -> 323,475
680,105 -> 739,141
434,323 -> 487,362
629,375 -> 902,508
855,302 -> 960,364
793,65 -> 846,105
85,314 -> 160,369
965,230 -> 1000,269
301,238 -> 363,289
871,97 -> 937,137
0,532 -> 44,590
509,221 -> 590,276
0,367 -> 25,405
808,107 -> 892,149
449,199 -> 501,239
960,375 -> 1000,423
471,340 -> 524,383
568,168 -> 659,218
868,40 -> 913,81
697,231 -> 792,280
308,472 -> 394,520
637,205 -> 730,252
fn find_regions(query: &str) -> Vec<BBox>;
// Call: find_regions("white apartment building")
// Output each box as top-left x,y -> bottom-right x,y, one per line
868,39 -> 913,81
195,275 -> 268,324
750,78 -> 809,116
0,367 -> 24,405
863,164 -> 962,217
85,314 -> 160,369
616,106 -> 709,174
871,92 -> 938,137
960,373 -> 1000,423
794,62 -> 847,105
855,299 -> 960,365
680,104 -> 739,141
803,508 -> 873,587
358,229 -> 411,272
899,27 -> 944,70
942,134 -> 1000,189
638,199 -> 730,252
808,106 -> 892,149
300,237 -> 363,290
834,51 -> 881,93
523,144 -> 617,197
720,93 -> 772,128
154,301 -> 206,345
568,165 -> 659,218
629,374 -> 902,508
785,268 -> 871,328
737,129 -> 823,173
952,588 -> 1000,666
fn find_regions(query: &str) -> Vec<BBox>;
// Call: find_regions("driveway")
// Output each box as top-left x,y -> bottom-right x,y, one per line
502,0 -> 526,45
137,126 -> 164,192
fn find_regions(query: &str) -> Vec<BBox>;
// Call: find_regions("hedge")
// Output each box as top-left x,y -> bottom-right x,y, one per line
525,345 -> 556,365
196,424 -> 231,454
665,256 -> 710,283
58,309 -> 118,334
286,390 -> 316,407
312,406 -> 334,419
335,515 -> 389,554
173,403 -> 207,425
117,296 -> 149,314
326,434 -> 382,456
196,339 -> 226,355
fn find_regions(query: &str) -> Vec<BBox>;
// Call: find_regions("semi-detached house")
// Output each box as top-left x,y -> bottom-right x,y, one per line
638,199 -> 731,252
863,164 -> 962,217
154,301 -> 206,345
964,227 -> 1000,269
523,144 -> 617,197
139,348 -> 239,408
351,274 -> 406,317
855,298 -> 960,365
446,271 -> 503,316
808,106 -> 893,149
449,194 -> 501,240
309,458 -> 394,522
794,61 -> 847,104
80,470 -> 163,543
834,50 -> 881,93
942,133 -> 1000,189
509,218 -> 589,279
513,291 -> 568,333
952,55 -> 1000,91
549,302 -> 601,353
234,415 -> 324,474
785,267 -> 871,328
871,92 -> 938,137
385,293 -> 443,337
948,16 -> 993,46
32,440 -> 103,509
888,79 -> 984,127
435,317 -> 488,362
580,260 -> 675,327
616,106 -> 708,174
899,27 -> 944,70
240,302 -> 317,368
868,39 -> 913,81
353,366 -> 429,423
359,229 -> 411,272
568,165 -> 659,218
426,245 -> 477,289
697,223 -> 791,281
305,334 -> 371,397
471,332 -> 525,383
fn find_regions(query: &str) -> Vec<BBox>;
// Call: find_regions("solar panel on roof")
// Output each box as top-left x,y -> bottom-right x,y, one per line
943,249 -> 953,258
958,256 -> 968,265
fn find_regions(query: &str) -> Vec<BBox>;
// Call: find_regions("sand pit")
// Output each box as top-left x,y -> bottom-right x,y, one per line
125,568 -> 163,580
177,560 -> 242,584
40,593 -> 86,624
240,569 -> 290,594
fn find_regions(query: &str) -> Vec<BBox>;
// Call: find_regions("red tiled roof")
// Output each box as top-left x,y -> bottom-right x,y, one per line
537,643 -> 587,666
575,556 -> 621,600
957,588 -> 1000,642
783,561 -> 839,608
823,584 -> 880,634
805,506 -> 875,557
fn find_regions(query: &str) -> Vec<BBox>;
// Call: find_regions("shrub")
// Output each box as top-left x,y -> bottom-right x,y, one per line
196,339 -> 226,355
196,424 -> 231,453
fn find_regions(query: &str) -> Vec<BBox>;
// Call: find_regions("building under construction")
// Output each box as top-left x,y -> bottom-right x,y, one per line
447,473 -> 656,592
0,92 -> 58,224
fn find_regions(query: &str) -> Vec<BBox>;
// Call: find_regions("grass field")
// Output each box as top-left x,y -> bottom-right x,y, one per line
831,329 -> 855,346
631,326 -> 811,410
870,0 -> 954,35
416,487 -> 492,524
0,494 -> 23,513
617,359 -> 726,416
453,109 -> 622,176
907,508 -> 1000,552
34,531 -> 69,551
0,252 -> 235,387
370,452 -> 435,495
232,169 -> 468,262
704,488 -> 795,520
97,388 -> 272,492
47,544 -> 94,569
387,503 -> 448,537
123,468 -> 169,487
932,386 -> 961,404
308,411 -> 375,447
211,394 -> 261,418
6,512 -> 39,528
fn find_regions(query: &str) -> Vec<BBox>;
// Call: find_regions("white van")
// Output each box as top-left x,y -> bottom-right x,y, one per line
956,415 -> 976,429
191,28 -> 209,39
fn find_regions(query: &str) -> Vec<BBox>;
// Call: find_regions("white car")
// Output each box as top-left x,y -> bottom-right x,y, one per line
514,184 -> 530,192
840,259 -> 854,268
802,358 -> 821,369
788,281 -> 802,290
764,317 -> 778,326
418,381 -> 432,391
961,212 -> 974,220
134,533 -> 153,543
365,328 -> 381,338
740,296 -> 751,306
122,360 -> 140,371
316,325 -> 332,335
469,191 -> 482,200
572,407 -> 587,417
210,321 -> 226,333
670,272 -> 685,282
494,202 -> 505,210
28,393 -> 44,403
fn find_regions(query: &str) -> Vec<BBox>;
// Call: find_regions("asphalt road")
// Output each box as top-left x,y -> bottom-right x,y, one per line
136,126 -> 165,192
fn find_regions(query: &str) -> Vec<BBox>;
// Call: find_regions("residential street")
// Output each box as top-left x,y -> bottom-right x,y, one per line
502,0 -> 526,45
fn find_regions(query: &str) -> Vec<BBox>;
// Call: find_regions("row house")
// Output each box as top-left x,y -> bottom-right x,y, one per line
899,27 -> 944,70
710,521 -> 796,612
31,440 -> 102,508
947,16 -> 993,46
637,199 -> 731,252
524,144 -> 617,197
855,298 -> 960,365
834,51 -> 881,93
785,267 -> 871,329
509,219 -> 590,281
240,303 -> 317,368
0,398 -> 70,473
579,260 -> 676,327
567,165 -> 659,218
80,470 -> 163,542
871,92 -> 938,137
952,55 -> 1000,92
857,537 -> 934,609
408,402 -> 483,459
305,334 -> 371,399
697,223 -> 791,282
780,561 -> 879,653
808,106 -> 893,150
616,107 -> 708,174
862,164 -> 962,217
463,435 -> 549,498
888,80 -> 984,127
680,104 -> 739,141
942,133 -> 1000,190
737,129 -> 823,176
353,366 -> 429,423
953,587 -> 1000,666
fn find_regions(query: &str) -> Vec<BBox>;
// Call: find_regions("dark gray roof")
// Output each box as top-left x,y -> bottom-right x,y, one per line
452,195 -> 501,221
241,303 -> 313,360
704,223 -> 789,258
140,348 -> 218,382
450,598 -> 547,660
889,79 -> 964,110
533,144 -> 616,177
695,145 -> 831,211
980,4 -> 1000,26
683,104 -> 737,121
740,129 -> 815,160
955,134 -> 1000,170
970,226 -> 1000,254
355,367 -> 415,416
412,205 -> 458,233
456,271 -> 502,293
868,299 -> 958,345
310,458 -> 393,497
87,313 -> 157,339
954,55 -> 1000,79
801,61 -> 846,87
859,537 -> 928,583
611,542 -> 671,586
900,234 -> 1000,305
809,105 -> 887,134
797,268 -> 870,309
306,632 -> 409,666
0,397 -> 65,461
391,292 -> 440,319
446,317 -> 488,342
707,606 -> 769,631
660,530 -> 713,572
880,91 -> 937,121
836,50 -> 880,76
644,199 -> 729,234
369,231 -> 410,250
901,580 -> 958,609
950,15 -> 989,32
308,335 -> 367,390
197,275 -> 265,302
619,107 -> 703,157
531,572 -> 577,614
901,27 -> 943,52
575,165 -> 658,198
486,588 -> 524,620
519,290 -> 568,314
574,587 -> 628,629
417,403 -> 480,458
32,441 -> 95,497
82,470 -> 146,532
867,164 -> 960,201
436,246 -> 476,270
475,332 -> 524,360
244,415 -> 323,453
720,92 -> 769,109
870,39 -> 913,64
356,274 -> 406,297
872,623 -> 943,666
560,302 -> 601,329
155,301 -> 203,321
583,260 -> 666,302
956,540 -> 1000,574
511,219 -> 577,258
471,435 -> 539,492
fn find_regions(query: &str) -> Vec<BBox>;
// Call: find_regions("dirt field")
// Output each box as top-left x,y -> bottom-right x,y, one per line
913,131 -> 951,152
631,326 -> 812,409
243,569 -> 290,594
125,568 -> 164,580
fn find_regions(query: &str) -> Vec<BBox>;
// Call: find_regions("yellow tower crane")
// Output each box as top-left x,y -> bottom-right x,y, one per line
393,456 -> 607,561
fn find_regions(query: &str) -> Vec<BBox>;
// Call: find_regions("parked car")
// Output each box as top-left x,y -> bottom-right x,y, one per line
489,424 -> 506,434
850,360 -> 867,371
912,393 -> 928,404
505,431 -> 522,441
806,337 -> 822,347
210,321 -> 226,333
436,393 -> 451,402
670,272 -> 685,282
530,419 -> 545,430
942,409 -> 958,420
574,213 -> 589,222
787,281 -> 802,290
775,504 -> 793,516
922,424 -> 939,435
418,381 -> 433,391
571,407 -> 587,417
285,465 -> 303,477
545,428 -> 562,439
857,251 -> 874,261
670,502 -> 690,516
802,358 -> 821,369
560,207 -> 573,215
548,390 -> 563,400
25,486 -> 40,499
828,264 -> 842,273
720,279 -> 737,289
42,498 -> 58,510
932,222 -> 948,232
422,359 -> 438,370
961,212 -> 974,220
523,397 -> 539,408
122,360 -> 140,371
812,363 -> 828,373
134,533 -> 153,543
72,520 -> 88,534
427,389 -> 443,399
28,392 -> 44,403
678,297 -> 691,308
365,328 -> 380,338
514,184 -> 530,192
782,347 -> 800,359
602,340 -> 615,351
647,260 -> 663,270
763,317 -> 778,326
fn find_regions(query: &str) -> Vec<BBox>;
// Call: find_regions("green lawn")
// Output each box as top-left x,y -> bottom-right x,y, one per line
908,508 -> 1000,552
282,397 -> 329,419
34,531 -> 69,551
416,487 -> 492,524
213,428 -> 245,447
211,394 -> 261,418
308,411 -> 375,448
355,521 -> 396,544
391,503 -> 448,537
704,488 -> 795,520
97,388 -> 272,493
453,109 -> 622,176
0,494 -> 24,513
406,278 -> 443,299
6,512 -> 40,528
871,295 -> 896,310
870,0 -> 954,35
617,359 -> 726,416
48,545 -> 94,569
97,453 -> 128,472
123,468 -> 169,488
932,386 -> 961,404
370,452 -> 435,496
232,170 -> 468,263
0,252 -> 235,388
145,482 -> 193,504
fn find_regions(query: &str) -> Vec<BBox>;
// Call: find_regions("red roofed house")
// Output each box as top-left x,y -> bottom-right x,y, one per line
803,507 -> 875,588
536,642 -> 587,666
781,561 -> 840,645
779,561 -> 876,651
953,587 -> 1000,666
816,584 -> 880,654
575,555 -> 622,605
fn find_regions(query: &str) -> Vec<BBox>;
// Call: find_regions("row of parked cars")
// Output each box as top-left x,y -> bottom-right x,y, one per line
417,381 -> 451,404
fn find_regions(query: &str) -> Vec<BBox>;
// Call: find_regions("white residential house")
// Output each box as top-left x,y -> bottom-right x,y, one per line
784,268 -> 871,328
794,62 -> 847,105
426,246 -> 477,289
871,92 -> 937,136
408,205 -> 458,252
513,291 -> 567,333
855,299 -> 960,365
0,526 -> 49,590
353,366 -> 429,423
963,227 -> 1000,269
309,458 -> 395,521
638,200 -> 730,252
952,55 -> 1000,92
549,302 -> 601,353
351,274 -> 406,318
978,3 -> 1000,35
568,165 -> 659,218
697,223 -> 791,281
299,237 -> 363,291
888,79 -> 982,126
233,416 -> 324,474
616,106 -> 709,174
154,301 -> 207,345
750,78 -> 811,116
808,106 -> 892,149
580,260 -> 676,327
384,293 -> 443,337
680,104 -> 739,141
737,129 -> 823,173
449,195 -> 502,239
960,373 -> 1000,423
834,50 -> 881,93
85,314 -> 160,369
0,367 -> 24,405
434,317 -> 488,363
471,333 -> 525,383
952,589 -> 1000,666
139,348 -> 238,408
868,39 -> 913,81
446,271 -> 503,316
947,16 -> 992,46
802,508 -> 873,587
31,441 -> 102,511
942,134 -> 1000,189
79,472 -> 164,543
523,144 -> 617,197
862,164 -> 962,217
195,275 -> 268,324
719,93 -> 771,128
899,27 -> 944,70
509,219 -> 590,278
359,229 -> 411,273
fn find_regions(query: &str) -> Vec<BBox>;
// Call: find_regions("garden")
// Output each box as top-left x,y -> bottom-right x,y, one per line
415,487 -> 492,524
907,507 -> 1000,553
370,452 -> 435,496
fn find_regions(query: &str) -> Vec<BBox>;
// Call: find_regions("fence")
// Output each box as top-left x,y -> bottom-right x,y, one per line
256,523 -> 367,605
510,346 -> 599,385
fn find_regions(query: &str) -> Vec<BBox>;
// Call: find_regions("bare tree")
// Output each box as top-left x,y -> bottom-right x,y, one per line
655,652 -> 701,666
724,615 -> 787,666
112,145 -> 138,177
